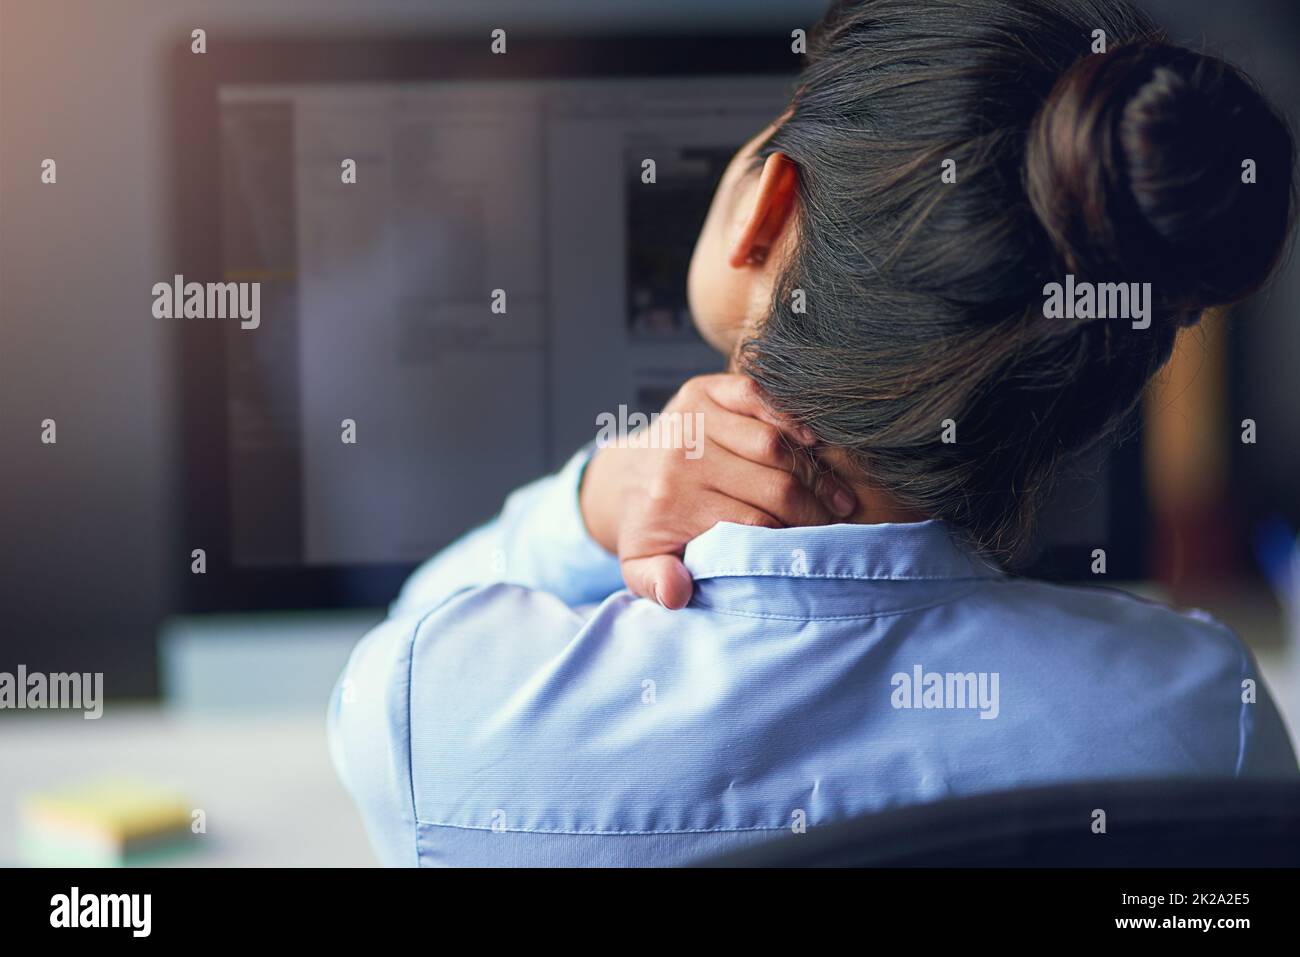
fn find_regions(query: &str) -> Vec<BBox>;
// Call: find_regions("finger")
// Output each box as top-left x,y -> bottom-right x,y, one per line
618,487 -> 782,568
699,409 -> 854,517
699,444 -> 852,525
700,374 -> 816,445
736,465 -> 838,528
619,491 -> 785,606
700,403 -> 802,470
692,487 -> 785,531
810,462 -> 858,519
621,554 -> 695,610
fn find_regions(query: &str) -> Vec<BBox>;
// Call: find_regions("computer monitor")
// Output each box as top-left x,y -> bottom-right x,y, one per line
169,34 -> 1146,612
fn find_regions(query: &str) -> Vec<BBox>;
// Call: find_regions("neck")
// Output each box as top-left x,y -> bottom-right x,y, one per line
721,358 -> 927,526
814,448 -> 928,525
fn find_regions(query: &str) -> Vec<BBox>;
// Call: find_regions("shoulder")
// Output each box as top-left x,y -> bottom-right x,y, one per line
971,577 -> 1295,776
336,582 -> 597,740
981,576 -> 1246,663
328,583 -> 601,861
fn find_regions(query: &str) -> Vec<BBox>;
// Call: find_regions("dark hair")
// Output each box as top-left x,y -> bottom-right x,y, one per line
741,0 -> 1296,565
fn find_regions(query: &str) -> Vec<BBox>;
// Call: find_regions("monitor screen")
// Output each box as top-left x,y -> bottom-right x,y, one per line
173,36 -> 1145,611
217,75 -> 791,568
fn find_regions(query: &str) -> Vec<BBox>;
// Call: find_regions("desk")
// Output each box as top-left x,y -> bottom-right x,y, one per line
0,708 -> 376,867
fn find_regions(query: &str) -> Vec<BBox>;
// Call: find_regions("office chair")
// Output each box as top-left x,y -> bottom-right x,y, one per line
703,778 -> 1300,866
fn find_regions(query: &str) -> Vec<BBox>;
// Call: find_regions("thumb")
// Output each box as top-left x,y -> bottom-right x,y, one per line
621,554 -> 695,610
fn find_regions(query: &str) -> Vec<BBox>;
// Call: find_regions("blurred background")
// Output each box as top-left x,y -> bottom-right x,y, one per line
1,0 -> 1298,866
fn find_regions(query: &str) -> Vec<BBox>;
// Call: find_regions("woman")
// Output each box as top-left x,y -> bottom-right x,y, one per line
330,0 -> 1298,866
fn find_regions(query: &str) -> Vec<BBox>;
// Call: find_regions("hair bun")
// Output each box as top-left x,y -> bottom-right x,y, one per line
1026,40 -> 1295,322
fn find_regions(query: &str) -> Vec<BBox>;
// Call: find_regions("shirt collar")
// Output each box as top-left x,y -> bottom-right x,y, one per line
682,519 -> 1003,583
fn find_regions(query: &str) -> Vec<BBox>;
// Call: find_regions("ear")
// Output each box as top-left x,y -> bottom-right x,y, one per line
727,151 -> 799,269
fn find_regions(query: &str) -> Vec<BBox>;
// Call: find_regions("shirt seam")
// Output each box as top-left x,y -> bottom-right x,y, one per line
413,820 -> 790,836
690,570 -> 1001,583
1234,639 -> 1251,777
690,583 -> 985,620
405,618 -> 420,867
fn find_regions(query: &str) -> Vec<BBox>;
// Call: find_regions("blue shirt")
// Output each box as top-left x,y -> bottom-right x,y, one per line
328,445 -> 1297,866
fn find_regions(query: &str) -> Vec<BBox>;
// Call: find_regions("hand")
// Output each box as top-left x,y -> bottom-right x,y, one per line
579,373 -> 856,609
